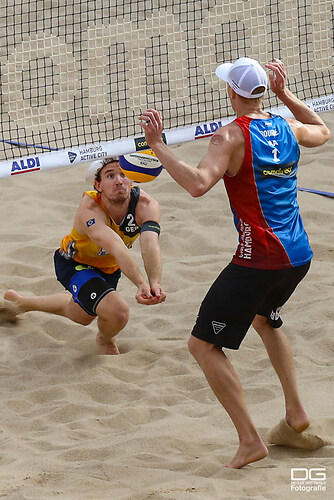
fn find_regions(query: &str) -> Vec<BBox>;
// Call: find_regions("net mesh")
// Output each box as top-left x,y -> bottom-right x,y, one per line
0,0 -> 333,161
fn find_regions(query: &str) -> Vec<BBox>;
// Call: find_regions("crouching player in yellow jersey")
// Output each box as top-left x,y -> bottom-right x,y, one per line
4,157 -> 166,354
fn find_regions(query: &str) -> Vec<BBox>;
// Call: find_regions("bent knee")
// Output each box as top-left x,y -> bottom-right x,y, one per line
188,334 -> 217,361
113,305 -> 129,327
97,293 -> 129,325
252,314 -> 268,331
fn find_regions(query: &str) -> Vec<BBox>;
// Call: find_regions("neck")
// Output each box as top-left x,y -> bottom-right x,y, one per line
100,193 -> 130,224
236,104 -> 269,119
231,92 -> 269,119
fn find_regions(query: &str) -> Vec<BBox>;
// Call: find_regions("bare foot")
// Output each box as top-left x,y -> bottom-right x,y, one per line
268,419 -> 330,450
4,289 -> 26,311
96,332 -> 120,355
224,439 -> 268,469
286,411 -> 310,433
0,290 -> 23,324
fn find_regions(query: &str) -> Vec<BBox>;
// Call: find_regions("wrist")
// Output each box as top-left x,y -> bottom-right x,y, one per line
150,139 -> 167,155
276,87 -> 294,102
149,279 -> 161,287
136,275 -> 147,287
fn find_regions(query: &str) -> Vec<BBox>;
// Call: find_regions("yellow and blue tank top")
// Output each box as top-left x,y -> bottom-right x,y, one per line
224,114 -> 313,269
60,186 -> 141,274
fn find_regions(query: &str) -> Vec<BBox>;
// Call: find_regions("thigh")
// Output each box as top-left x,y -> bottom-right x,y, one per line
64,297 -> 96,325
257,261 -> 311,328
191,263 -> 266,349
95,289 -> 129,318
54,250 -> 121,316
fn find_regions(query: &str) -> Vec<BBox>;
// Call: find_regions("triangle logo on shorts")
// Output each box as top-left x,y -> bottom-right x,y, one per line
212,321 -> 226,335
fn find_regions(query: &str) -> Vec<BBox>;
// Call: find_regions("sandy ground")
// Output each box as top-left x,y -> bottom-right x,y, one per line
0,112 -> 333,499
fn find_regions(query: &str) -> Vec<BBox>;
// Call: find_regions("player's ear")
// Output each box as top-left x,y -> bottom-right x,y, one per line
94,180 -> 101,193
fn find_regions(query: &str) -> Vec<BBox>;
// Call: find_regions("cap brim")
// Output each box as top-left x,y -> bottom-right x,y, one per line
85,160 -> 103,184
215,63 -> 232,82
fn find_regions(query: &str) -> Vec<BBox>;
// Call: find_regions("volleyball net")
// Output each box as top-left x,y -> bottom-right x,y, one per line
0,0 -> 333,177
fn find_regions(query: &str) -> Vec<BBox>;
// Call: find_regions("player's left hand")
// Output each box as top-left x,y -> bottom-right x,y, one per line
136,283 -> 159,305
139,109 -> 164,148
265,58 -> 287,96
150,282 -> 167,304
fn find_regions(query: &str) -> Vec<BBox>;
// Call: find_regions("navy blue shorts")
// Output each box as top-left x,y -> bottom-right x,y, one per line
191,261 -> 311,350
54,250 -> 121,316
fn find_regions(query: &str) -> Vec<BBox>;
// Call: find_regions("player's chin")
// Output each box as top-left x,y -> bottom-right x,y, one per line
113,191 -> 128,201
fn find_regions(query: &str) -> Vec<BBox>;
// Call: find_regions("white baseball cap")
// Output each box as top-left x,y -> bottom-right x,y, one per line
215,57 -> 267,99
85,156 -> 120,184
85,160 -> 104,184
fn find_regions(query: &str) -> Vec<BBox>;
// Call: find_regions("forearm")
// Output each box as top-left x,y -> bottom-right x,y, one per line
150,140 -> 205,196
103,239 -> 147,287
117,252 -> 147,287
140,237 -> 162,286
277,89 -> 327,127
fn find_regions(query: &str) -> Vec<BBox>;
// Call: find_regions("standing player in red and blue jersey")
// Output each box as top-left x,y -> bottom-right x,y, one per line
139,58 -> 330,468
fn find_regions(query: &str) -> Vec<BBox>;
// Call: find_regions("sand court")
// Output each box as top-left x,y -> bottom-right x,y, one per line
0,113 -> 333,498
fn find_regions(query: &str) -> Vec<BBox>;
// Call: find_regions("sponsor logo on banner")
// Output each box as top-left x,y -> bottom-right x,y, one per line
78,145 -> 108,162
290,467 -> 327,493
135,133 -> 166,151
311,95 -> 334,113
68,151 -> 77,163
11,157 -> 41,175
195,121 -> 224,139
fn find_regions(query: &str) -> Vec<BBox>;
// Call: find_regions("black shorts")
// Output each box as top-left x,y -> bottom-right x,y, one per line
54,250 -> 121,316
191,261 -> 311,350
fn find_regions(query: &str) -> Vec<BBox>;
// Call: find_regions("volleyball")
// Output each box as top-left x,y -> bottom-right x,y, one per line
119,150 -> 163,183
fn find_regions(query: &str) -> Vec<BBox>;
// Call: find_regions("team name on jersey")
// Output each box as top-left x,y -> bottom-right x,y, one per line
238,219 -> 252,260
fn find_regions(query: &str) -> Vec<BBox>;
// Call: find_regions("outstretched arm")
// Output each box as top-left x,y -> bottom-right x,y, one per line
136,192 -> 166,304
139,231 -> 166,303
139,109 -> 236,197
266,59 -> 330,147
76,196 -> 156,305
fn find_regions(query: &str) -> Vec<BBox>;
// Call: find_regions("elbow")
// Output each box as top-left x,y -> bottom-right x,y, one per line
325,129 -> 331,142
318,129 -> 331,147
188,185 -> 206,198
320,126 -> 331,145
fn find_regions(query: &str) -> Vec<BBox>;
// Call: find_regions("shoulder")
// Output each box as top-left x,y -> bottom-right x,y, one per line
73,192 -> 107,234
77,192 -> 107,223
135,188 -> 161,225
206,121 -> 245,176
79,191 -> 103,210
211,121 -> 245,149
285,117 -> 303,133
218,121 -> 244,139
137,188 -> 159,206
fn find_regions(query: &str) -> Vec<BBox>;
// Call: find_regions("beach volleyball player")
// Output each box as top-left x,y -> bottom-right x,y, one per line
140,58 -> 330,467
3,157 -> 166,354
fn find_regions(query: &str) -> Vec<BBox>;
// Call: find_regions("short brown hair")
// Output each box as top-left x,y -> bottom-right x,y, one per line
95,156 -> 119,182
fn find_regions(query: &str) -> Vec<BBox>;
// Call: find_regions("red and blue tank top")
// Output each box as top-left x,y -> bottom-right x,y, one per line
224,114 -> 313,269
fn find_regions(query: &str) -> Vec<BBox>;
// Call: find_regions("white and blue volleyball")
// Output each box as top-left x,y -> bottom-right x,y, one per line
119,149 -> 163,183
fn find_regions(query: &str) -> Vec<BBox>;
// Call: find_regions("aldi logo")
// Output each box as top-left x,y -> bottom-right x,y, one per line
11,157 -> 40,175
